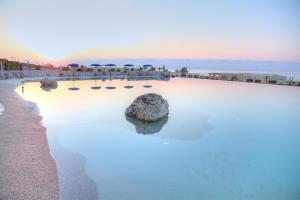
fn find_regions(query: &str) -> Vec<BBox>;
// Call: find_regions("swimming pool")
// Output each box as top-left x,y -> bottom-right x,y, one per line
0,102 -> 5,116
17,78 -> 300,200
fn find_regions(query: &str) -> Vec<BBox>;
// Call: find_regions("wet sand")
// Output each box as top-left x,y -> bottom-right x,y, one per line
0,80 -> 59,200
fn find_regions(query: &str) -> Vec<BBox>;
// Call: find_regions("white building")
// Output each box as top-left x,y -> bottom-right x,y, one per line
208,73 -> 287,85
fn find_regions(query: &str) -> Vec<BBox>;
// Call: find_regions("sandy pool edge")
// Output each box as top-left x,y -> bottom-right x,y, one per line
0,80 -> 59,200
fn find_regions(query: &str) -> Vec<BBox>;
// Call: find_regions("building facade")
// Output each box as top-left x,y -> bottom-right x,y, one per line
208,73 -> 287,85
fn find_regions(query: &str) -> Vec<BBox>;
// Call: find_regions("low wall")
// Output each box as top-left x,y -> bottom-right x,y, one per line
0,70 -> 169,79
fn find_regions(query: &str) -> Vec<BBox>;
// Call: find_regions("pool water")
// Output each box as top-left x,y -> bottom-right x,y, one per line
0,102 -> 5,116
17,78 -> 300,200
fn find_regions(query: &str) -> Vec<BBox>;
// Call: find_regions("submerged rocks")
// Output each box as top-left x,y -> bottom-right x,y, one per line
40,78 -> 58,89
125,93 -> 169,121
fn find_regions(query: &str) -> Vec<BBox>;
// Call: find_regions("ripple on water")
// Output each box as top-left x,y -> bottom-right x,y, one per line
0,103 -> 5,116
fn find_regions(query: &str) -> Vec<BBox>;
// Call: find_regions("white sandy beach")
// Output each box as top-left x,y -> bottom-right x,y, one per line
0,80 -> 59,200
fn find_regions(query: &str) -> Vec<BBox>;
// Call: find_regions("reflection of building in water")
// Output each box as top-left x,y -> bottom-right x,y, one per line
208,73 -> 287,85
171,70 -> 290,85
128,77 -> 170,81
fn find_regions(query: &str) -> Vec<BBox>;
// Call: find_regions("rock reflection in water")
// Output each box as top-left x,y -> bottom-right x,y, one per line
126,116 -> 168,134
126,110 -> 213,140
40,85 -> 58,92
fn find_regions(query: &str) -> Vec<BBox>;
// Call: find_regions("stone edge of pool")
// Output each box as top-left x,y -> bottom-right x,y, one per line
0,80 -> 59,200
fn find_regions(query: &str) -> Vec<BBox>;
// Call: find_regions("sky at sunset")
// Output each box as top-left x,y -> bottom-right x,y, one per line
0,0 -> 299,68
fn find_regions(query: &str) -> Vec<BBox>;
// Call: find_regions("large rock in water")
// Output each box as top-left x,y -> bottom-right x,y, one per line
125,93 -> 169,121
40,78 -> 58,88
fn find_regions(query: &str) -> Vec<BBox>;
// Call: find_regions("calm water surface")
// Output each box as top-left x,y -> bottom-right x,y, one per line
17,78 -> 300,200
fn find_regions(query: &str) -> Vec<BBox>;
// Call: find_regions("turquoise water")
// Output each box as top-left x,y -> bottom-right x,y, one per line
0,102 -> 4,116
17,78 -> 300,200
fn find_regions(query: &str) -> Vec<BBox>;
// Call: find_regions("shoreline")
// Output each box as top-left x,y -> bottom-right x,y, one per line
0,80 -> 59,200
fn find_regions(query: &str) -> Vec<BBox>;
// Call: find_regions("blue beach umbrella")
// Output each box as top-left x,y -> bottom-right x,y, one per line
90,64 -> 101,67
68,63 -> 79,68
105,64 -> 116,72
104,64 -> 116,74
105,64 -> 116,67
124,64 -> 134,67
143,64 -> 152,68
